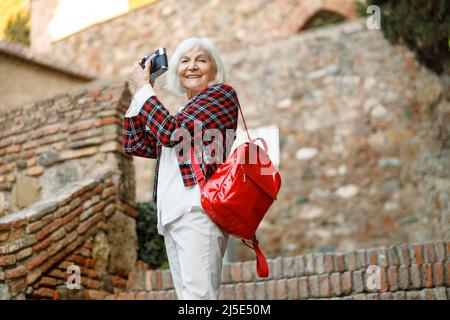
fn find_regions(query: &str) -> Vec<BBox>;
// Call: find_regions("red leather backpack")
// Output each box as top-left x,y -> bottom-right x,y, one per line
190,105 -> 282,278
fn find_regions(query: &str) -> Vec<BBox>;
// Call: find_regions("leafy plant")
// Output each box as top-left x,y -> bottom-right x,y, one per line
4,11 -> 30,45
361,0 -> 450,75
135,202 -> 168,269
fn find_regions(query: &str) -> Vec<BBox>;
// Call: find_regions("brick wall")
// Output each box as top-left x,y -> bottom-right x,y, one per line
103,240 -> 449,300
0,80 -> 133,217
0,167 -> 136,300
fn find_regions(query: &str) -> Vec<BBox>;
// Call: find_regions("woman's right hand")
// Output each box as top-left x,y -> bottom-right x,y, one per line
129,59 -> 155,95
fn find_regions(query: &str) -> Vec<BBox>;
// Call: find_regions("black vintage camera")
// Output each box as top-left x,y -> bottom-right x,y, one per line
139,47 -> 168,81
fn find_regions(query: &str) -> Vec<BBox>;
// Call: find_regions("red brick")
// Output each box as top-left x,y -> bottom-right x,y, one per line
231,262 -> 243,282
6,145 -> 20,154
353,270 -> 364,293
421,264 -> 433,288
345,252 -> 357,271
16,247 -> 33,261
380,293 -> 394,300
5,265 -> 27,279
0,254 -> 16,266
319,274 -> 330,298
276,279 -> 288,300
66,254 -> 85,266
420,289 -> 434,300
86,279 -> 101,290
27,220 -> 44,234
424,242 -> 436,263
444,261 -> 450,287
410,264 -> 422,289
334,254 -> 345,272
33,237 -> 53,253
255,282 -> 266,300
367,293 -> 380,300
235,283 -> 245,300
36,219 -> 63,241
242,261 -> 255,282
431,262 -> 444,287
27,166 -> 44,176
368,248 -> 378,265
61,206 -> 83,226
330,273 -> 341,297
85,258 -> 95,268
287,278 -> 299,300
398,265 -> 409,290
111,275 -> 127,289
308,275 -> 319,298
341,271 -> 352,295
411,244 -> 424,264
434,241 -> 446,261
0,164 -> 13,174
243,282 -> 255,300
379,267 -> 388,292
298,277 -> 309,299
224,284 -> 236,300
0,231 -> 9,242
324,253 -> 334,273
393,291 -> 406,300
39,276 -> 57,287
406,291 -> 420,300
135,292 -> 147,300
387,266 -> 398,291
154,271 -> 163,290
26,252 -> 49,270
398,245 -> 410,265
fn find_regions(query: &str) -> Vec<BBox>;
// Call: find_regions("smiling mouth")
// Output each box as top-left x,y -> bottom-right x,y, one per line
186,75 -> 201,79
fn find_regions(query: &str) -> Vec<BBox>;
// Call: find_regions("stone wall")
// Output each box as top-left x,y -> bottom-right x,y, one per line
222,20 -> 448,259
0,167 -> 137,300
46,0 -> 357,77
51,18 -> 449,259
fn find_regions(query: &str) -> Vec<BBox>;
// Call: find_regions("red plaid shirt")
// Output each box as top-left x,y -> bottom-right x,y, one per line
122,83 -> 240,203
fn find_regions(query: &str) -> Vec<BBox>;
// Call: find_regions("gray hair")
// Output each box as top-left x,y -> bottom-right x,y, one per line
164,37 -> 227,96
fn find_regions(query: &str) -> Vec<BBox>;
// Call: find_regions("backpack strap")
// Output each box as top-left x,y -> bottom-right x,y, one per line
241,236 -> 269,278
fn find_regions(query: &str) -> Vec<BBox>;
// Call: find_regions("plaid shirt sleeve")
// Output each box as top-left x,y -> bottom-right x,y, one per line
122,115 -> 158,159
137,83 -> 239,148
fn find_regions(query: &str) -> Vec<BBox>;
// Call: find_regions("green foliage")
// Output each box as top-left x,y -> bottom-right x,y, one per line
354,0 -> 369,17
362,0 -> 450,75
4,11 -> 29,45
135,202 -> 168,269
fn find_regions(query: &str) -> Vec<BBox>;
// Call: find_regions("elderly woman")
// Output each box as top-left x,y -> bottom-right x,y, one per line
122,37 -> 240,300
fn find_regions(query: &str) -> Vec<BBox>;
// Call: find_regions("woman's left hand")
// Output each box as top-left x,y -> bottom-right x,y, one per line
129,59 -> 153,95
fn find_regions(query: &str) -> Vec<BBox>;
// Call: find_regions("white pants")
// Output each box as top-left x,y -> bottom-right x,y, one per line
163,208 -> 228,300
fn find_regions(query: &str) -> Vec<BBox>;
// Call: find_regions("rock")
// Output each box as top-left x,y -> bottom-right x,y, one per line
298,204 -> 324,220
10,176 -> 40,210
107,212 -> 138,277
296,147 -> 318,160
93,231 -> 110,274
0,284 -> 11,300
277,98 -> 292,109
335,185 -> 359,198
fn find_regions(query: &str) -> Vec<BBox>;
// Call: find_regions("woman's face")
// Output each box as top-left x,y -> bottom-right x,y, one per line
178,46 -> 216,98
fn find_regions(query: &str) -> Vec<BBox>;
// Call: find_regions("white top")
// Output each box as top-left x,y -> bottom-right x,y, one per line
125,84 -> 203,235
